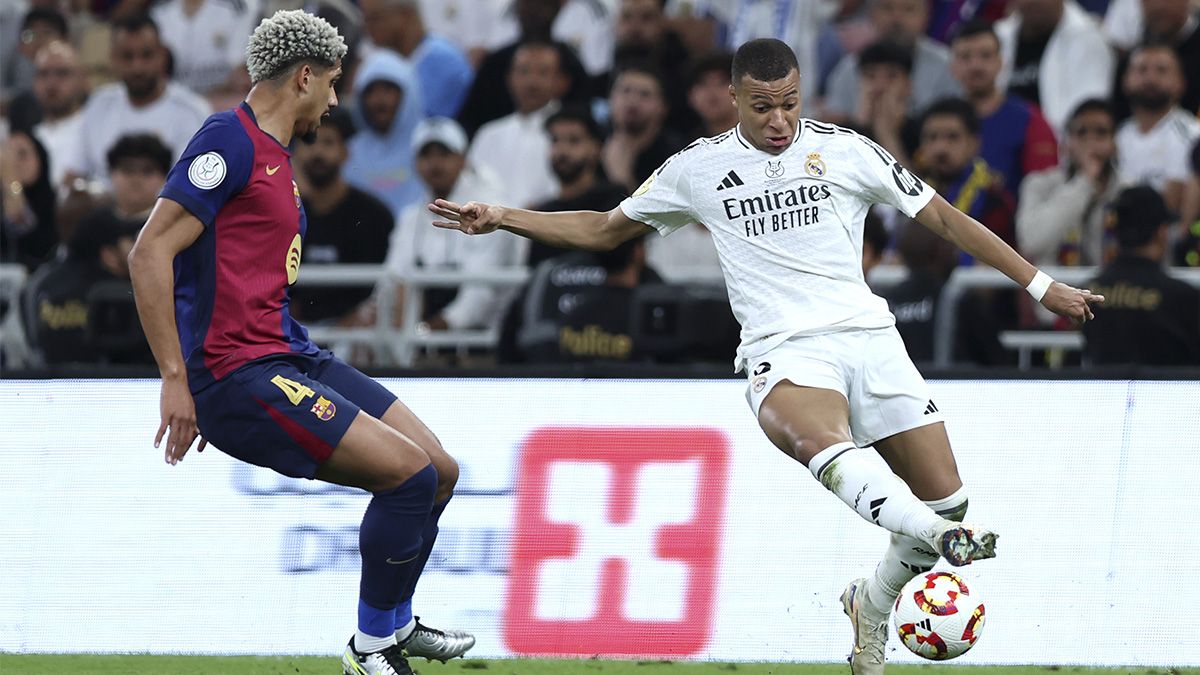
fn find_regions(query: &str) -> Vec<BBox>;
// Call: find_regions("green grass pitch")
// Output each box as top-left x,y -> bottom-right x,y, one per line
0,656 -> 1194,675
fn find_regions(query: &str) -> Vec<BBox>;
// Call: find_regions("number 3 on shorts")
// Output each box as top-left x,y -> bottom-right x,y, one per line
270,374 -> 316,405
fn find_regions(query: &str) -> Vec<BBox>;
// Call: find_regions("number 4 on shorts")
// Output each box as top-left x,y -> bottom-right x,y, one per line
271,374 -> 316,405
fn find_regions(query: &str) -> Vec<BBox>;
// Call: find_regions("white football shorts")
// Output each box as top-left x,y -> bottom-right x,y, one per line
744,326 -> 944,447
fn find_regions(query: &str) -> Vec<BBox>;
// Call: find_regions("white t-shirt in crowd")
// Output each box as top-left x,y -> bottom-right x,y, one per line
68,81 -> 211,181
620,119 -> 935,369
466,103 -> 559,210
33,110 -> 84,193
152,0 -> 258,94
419,0 -> 502,55
387,163 -> 526,330
1115,108 -> 1200,192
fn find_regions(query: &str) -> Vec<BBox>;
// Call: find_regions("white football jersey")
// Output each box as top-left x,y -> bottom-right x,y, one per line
620,119 -> 935,369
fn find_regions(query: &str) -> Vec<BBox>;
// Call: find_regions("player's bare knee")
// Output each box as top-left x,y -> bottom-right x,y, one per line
371,445 -> 434,493
789,432 -> 851,467
432,453 -> 459,501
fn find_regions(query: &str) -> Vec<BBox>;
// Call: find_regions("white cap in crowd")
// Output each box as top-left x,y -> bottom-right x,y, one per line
412,117 -> 468,155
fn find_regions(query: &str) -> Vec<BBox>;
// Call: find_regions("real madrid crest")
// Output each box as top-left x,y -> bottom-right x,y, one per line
765,160 -> 785,178
805,152 -> 826,178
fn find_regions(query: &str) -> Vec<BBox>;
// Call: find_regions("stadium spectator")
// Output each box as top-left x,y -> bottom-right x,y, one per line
343,50 -> 426,215
358,0 -> 474,118
1,131 -> 57,270
29,41 -> 89,193
2,7 -> 67,109
949,20 -> 1058,200
823,0 -> 960,122
467,40 -> 567,209
915,98 -> 1016,260
498,236 -> 662,364
994,0 -> 1114,134
457,0 -> 588,137
1110,0 -> 1200,118
1083,186 -> 1200,366
609,0 -> 695,133
21,134 -> 167,365
528,106 -> 628,268
384,117 -> 516,333
723,0 -> 831,105
686,51 -> 738,139
417,0 -> 502,67
22,211 -> 147,365
1017,99 -> 1122,267
489,0 -> 615,78
882,219 -> 1008,365
67,14 -> 211,181
291,109 -> 394,325
1114,43 -> 1200,212
815,0 -> 875,96
601,63 -> 684,193
926,0 -> 1008,43
150,0 -> 259,96
853,41 -> 922,169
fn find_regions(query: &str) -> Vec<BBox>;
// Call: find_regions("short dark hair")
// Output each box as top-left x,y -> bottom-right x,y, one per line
106,133 -> 172,175
319,107 -> 356,143
111,13 -> 160,39
512,37 -> 566,73
611,60 -> 666,98
921,97 -> 980,136
546,105 -> 603,142
688,51 -> 734,89
949,18 -> 998,46
1067,98 -> 1115,128
1128,40 -> 1182,73
1111,185 -> 1173,249
731,39 -> 799,85
858,40 -> 913,75
21,8 -> 68,37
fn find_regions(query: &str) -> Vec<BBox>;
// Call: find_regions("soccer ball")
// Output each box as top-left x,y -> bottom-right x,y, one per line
892,571 -> 986,660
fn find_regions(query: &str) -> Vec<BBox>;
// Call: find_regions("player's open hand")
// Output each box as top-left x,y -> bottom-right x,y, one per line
1040,281 -> 1105,325
157,377 -> 206,465
428,199 -> 503,235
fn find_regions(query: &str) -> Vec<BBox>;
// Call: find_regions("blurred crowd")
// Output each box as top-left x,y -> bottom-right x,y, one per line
2,0 -> 1199,370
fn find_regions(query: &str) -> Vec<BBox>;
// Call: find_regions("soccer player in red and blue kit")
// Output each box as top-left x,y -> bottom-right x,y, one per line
128,10 -> 473,675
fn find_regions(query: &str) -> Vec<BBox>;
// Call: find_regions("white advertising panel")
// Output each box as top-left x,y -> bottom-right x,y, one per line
1,379 -> 1197,666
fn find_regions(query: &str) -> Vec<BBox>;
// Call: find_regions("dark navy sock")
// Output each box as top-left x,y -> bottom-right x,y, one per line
395,496 -> 451,630
357,463 -> 438,637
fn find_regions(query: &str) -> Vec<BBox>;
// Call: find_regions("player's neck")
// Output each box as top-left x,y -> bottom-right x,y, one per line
244,89 -> 298,146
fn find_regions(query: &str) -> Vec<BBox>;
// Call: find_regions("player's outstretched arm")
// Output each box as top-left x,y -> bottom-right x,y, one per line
128,198 -> 208,465
428,199 -> 653,251
915,194 -> 1104,323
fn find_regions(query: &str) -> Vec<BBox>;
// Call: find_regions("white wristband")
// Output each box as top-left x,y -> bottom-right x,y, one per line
1025,270 -> 1054,302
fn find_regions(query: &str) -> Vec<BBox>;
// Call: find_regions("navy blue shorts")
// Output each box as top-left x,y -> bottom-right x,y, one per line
194,349 -> 398,479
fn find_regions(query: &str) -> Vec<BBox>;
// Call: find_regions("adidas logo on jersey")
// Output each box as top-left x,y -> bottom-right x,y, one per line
716,170 -> 745,191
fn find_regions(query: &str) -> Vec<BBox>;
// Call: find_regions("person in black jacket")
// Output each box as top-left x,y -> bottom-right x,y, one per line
1084,185 -> 1200,366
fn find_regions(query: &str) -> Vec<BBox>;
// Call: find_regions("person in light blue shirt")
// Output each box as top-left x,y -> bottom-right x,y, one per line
359,0 -> 474,118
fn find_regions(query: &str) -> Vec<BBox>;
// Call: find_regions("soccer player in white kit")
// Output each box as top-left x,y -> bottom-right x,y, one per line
429,39 -> 1102,673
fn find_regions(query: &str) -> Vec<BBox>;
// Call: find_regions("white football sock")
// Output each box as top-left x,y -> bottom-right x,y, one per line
395,616 -> 417,643
808,442 -> 949,545
866,487 -> 969,615
354,630 -> 397,654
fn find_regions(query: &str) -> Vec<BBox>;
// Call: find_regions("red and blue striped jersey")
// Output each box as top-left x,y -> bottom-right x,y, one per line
160,102 -> 318,392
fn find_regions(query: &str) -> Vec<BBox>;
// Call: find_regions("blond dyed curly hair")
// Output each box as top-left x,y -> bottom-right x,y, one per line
245,9 -> 347,84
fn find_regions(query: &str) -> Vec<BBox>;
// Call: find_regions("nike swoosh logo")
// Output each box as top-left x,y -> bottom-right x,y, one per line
386,554 -> 419,565
266,165 -> 280,175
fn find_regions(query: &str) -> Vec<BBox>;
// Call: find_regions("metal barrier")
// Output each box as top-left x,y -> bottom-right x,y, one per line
932,266 -> 1200,368
296,265 -> 530,366
0,264 -> 31,369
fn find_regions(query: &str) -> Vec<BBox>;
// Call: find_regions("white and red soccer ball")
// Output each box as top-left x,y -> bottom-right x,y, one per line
893,571 -> 986,660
